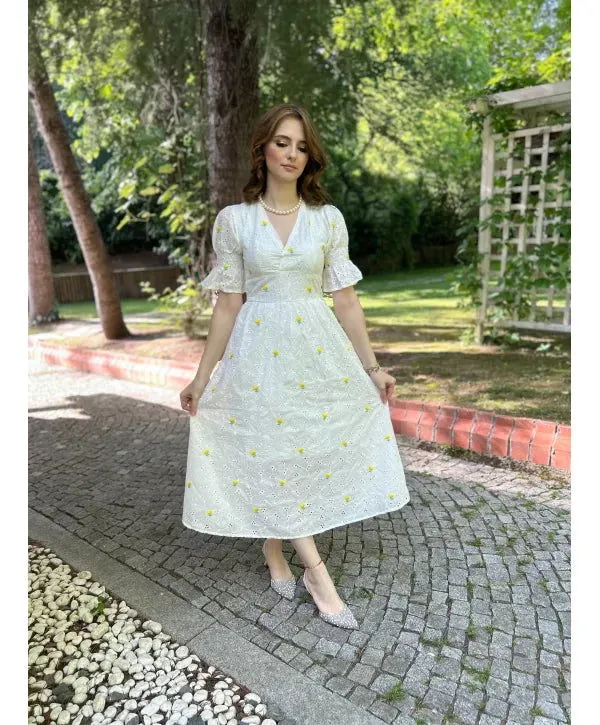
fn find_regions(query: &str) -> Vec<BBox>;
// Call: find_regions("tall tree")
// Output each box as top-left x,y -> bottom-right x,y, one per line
202,0 -> 260,208
29,21 -> 130,339
28,123 -> 58,325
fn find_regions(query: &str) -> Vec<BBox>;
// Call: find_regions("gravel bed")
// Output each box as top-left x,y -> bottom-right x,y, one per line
28,543 -> 286,725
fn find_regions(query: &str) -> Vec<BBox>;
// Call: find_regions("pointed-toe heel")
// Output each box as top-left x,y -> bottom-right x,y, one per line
302,563 -> 359,630
261,542 -> 296,600
263,560 -> 296,599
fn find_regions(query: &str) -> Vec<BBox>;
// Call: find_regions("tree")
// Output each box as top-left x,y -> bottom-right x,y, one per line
28,122 -> 58,325
29,18 -> 130,339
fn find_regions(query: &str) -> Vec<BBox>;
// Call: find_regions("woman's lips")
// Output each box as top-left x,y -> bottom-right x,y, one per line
282,164 -> 297,170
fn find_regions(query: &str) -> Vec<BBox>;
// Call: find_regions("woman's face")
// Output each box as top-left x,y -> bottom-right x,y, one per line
264,116 -> 309,184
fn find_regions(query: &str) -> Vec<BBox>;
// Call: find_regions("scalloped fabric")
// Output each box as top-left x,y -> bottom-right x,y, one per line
182,202 -> 409,538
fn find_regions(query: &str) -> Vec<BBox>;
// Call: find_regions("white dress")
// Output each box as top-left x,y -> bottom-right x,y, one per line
182,201 -> 410,538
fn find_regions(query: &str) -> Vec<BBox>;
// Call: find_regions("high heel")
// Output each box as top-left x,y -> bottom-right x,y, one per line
302,559 -> 359,630
262,541 -> 296,600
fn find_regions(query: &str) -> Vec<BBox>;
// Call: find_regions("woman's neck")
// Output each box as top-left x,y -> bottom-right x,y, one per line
262,183 -> 300,209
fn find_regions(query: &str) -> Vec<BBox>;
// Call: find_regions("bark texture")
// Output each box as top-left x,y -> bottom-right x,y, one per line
28,123 -> 58,324
28,30 -> 129,339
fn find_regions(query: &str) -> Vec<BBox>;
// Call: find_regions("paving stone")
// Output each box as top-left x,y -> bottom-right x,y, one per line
28,361 -> 572,725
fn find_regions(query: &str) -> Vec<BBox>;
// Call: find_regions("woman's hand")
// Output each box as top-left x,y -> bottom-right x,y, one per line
180,379 -> 207,416
369,369 -> 396,404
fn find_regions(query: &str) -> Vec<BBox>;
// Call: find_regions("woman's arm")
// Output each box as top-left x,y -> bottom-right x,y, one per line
331,288 -> 377,368
332,288 -> 396,404
192,292 -> 244,386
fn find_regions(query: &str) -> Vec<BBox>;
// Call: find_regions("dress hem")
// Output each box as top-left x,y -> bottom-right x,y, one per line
181,494 -> 410,539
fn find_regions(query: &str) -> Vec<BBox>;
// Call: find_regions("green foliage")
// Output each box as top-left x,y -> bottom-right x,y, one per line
139,277 -> 210,339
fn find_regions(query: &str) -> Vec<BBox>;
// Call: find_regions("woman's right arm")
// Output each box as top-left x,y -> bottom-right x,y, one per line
180,291 -> 243,415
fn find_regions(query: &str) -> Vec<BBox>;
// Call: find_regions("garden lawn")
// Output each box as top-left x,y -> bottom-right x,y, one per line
33,266 -> 570,424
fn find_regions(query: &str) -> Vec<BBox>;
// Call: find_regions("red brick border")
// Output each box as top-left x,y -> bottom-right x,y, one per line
29,339 -> 571,472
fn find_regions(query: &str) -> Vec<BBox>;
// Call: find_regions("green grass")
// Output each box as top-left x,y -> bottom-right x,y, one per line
382,683 -> 406,703
57,297 -> 163,319
354,267 -> 570,424
36,266 -> 570,423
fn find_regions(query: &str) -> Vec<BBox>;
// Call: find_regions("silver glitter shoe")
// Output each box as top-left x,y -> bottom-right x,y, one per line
262,541 -> 296,600
302,559 -> 359,630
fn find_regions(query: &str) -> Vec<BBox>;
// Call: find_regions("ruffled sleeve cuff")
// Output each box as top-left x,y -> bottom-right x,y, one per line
322,259 -> 363,296
200,206 -> 245,294
322,205 -> 363,296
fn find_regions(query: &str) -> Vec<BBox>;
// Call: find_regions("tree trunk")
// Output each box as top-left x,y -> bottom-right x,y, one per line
202,0 -> 260,207
28,123 -> 58,325
202,0 -> 260,306
28,30 -> 130,339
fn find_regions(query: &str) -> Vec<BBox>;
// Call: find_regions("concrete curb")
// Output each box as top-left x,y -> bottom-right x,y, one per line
29,508 -> 387,725
29,338 -> 570,471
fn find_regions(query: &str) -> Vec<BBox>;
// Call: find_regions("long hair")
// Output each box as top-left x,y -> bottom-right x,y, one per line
241,103 -> 331,207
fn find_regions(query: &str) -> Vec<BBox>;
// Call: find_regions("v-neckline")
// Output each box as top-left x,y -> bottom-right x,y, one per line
260,201 -> 303,249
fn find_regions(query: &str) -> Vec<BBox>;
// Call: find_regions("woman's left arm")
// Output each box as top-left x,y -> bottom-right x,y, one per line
332,288 -> 396,404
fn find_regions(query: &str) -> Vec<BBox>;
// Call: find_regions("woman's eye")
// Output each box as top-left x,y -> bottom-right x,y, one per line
276,141 -> 307,153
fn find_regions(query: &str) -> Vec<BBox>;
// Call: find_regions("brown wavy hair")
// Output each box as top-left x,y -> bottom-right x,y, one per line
241,103 -> 331,207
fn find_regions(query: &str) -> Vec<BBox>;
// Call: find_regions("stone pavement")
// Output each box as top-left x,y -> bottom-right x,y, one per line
28,360 -> 571,725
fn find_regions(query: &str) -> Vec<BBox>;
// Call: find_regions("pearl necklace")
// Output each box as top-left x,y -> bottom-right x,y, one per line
258,193 -> 303,215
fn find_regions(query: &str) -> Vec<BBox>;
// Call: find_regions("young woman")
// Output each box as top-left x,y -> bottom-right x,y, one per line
179,103 -> 410,629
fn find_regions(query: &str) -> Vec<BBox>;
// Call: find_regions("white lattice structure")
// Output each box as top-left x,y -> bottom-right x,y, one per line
474,81 -> 571,343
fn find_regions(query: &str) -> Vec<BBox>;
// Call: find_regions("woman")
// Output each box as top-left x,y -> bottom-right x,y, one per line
180,103 -> 410,630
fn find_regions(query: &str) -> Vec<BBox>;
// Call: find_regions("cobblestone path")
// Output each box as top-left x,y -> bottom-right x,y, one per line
29,361 -> 570,725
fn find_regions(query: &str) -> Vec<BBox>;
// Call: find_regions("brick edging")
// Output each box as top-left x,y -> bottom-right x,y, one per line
29,339 -> 571,472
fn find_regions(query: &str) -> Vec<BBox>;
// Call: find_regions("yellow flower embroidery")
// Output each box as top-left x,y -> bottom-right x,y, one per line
276,417 -> 284,425
261,220 -> 269,226
324,257 -> 330,266
368,465 -> 375,471
343,495 -> 351,502
272,349 -> 280,356
216,225 -> 222,232
279,479 -> 287,486
286,247 -> 295,253
295,316 -> 303,323
297,447 -> 304,453
262,284 -> 269,291
254,318 -> 262,325
232,479 -> 240,486
252,385 -> 260,391
186,481 -> 192,488
299,503 -> 308,510
331,222 -> 338,228
202,449 -> 210,455
205,509 -> 214,516
252,506 -> 262,512
298,382 -> 305,389
249,449 -> 257,457
388,493 -> 396,499
229,417 -> 236,424
345,345 -> 352,350
229,352 -> 235,358
364,405 -> 372,411
305,285 -> 313,292
320,243 -> 326,250
384,434 -> 392,440
342,377 -> 350,383
321,412 -> 329,419
210,386 -> 216,391
324,472 -> 332,479
341,440 -> 349,447
316,346 -> 324,353
224,263 -> 230,270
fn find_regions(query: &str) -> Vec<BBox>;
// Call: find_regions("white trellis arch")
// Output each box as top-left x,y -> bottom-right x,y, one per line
474,81 -> 571,344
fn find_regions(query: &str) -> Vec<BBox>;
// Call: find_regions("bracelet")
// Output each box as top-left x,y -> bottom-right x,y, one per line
364,364 -> 380,375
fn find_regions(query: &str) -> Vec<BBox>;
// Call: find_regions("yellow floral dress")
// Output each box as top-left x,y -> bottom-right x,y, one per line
182,201 -> 410,538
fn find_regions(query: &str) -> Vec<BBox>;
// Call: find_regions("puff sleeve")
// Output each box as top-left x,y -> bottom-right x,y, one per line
200,205 -> 245,294
322,205 -> 363,297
